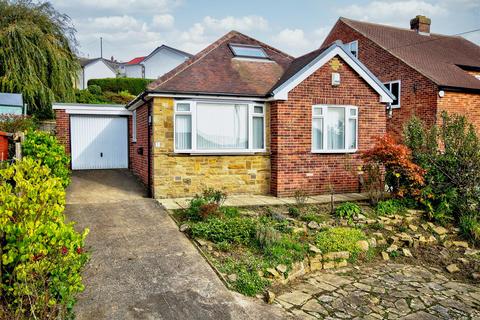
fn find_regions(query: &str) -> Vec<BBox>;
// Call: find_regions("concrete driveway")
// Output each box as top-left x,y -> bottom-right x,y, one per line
66,170 -> 288,320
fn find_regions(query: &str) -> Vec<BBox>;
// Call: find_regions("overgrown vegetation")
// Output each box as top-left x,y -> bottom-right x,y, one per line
404,113 -> 480,239
87,78 -> 154,96
0,158 -> 88,319
375,199 -> 406,216
75,85 -> 136,105
0,114 -> 37,133
0,0 -> 79,119
23,131 -> 70,187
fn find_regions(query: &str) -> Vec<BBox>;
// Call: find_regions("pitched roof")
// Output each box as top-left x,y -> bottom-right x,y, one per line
127,56 -> 146,65
0,93 -> 23,107
148,31 -> 294,96
337,17 -> 480,91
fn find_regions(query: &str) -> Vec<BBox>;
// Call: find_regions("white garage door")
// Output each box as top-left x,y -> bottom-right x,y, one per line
70,115 -> 128,170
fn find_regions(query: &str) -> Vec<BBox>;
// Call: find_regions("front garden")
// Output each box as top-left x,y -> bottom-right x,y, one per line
0,122 -> 88,319
172,112 -> 480,301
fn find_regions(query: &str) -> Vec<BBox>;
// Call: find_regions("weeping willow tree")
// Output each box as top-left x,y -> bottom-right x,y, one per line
0,0 -> 79,119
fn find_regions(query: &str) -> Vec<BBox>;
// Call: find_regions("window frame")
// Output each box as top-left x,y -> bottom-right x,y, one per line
228,43 -> 270,60
132,110 -> 137,143
347,40 -> 359,58
174,100 -> 266,154
311,105 -> 358,154
384,80 -> 401,108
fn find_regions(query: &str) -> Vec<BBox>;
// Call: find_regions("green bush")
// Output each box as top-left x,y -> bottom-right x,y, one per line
74,88 -> 108,104
22,131 -> 70,187
87,84 -> 102,95
316,227 -> 367,261
263,236 -> 308,267
0,158 -> 88,319
0,114 -> 37,133
335,202 -> 361,222
255,224 -> 281,249
288,205 -> 300,218
87,78 -> 154,96
184,188 -> 227,221
459,215 -> 480,243
376,199 -> 406,216
190,217 -> 257,245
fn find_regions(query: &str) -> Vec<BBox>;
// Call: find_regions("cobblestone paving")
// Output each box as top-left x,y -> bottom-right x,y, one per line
275,263 -> 480,319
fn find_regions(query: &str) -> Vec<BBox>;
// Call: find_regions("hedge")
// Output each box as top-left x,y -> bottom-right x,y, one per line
87,78 -> 154,96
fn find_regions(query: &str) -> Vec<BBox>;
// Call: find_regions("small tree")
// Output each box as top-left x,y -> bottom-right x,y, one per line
362,135 -> 425,198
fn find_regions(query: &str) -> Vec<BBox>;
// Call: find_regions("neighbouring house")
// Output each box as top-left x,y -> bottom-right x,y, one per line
120,31 -> 393,199
76,58 -> 118,90
322,16 -> 480,139
0,93 -> 25,115
124,45 -> 193,79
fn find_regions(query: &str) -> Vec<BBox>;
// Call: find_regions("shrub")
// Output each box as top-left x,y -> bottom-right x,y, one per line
363,135 -> 425,198
255,224 -> 281,249
220,257 -> 269,296
404,113 -> 480,223
0,114 -> 37,133
375,199 -> 406,216
219,206 -> 240,219
294,190 -> 308,207
102,90 -> 136,104
335,202 -> 361,222
22,131 -> 70,187
87,78 -> 154,96
288,205 -> 301,218
459,215 -> 480,244
74,88 -> 108,104
184,188 -> 227,221
0,158 -> 88,319
190,217 -> 257,245
315,227 -> 367,261
87,84 -> 102,95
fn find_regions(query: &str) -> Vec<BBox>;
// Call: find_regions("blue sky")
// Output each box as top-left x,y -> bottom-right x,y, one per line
51,0 -> 480,62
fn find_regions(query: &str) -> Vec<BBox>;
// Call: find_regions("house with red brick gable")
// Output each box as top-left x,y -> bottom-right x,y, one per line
322,16 -> 480,140
124,31 -> 394,198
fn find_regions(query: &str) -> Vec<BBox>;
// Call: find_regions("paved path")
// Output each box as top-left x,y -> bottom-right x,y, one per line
276,263 -> 480,319
159,193 -> 368,210
66,170 -> 288,320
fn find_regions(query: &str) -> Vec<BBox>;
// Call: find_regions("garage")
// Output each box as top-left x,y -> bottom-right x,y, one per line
53,104 -> 131,170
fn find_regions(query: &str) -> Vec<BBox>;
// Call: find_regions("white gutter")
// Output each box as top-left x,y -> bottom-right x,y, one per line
53,103 -> 131,115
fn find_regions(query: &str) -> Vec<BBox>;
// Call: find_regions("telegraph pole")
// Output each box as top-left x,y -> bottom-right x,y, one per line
100,37 -> 103,58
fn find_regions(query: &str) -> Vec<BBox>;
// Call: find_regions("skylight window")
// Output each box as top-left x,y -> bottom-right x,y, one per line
229,44 -> 269,59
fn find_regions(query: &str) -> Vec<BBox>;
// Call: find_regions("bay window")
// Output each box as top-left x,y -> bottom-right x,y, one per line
174,100 -> 266,153
312,105 -> 358,153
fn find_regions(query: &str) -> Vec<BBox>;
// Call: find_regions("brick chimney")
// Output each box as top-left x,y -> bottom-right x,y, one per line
410,15 -> 431,35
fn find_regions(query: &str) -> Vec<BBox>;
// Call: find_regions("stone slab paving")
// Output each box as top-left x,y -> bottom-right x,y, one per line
159,193 -> 368,210
275,263 -> 480,319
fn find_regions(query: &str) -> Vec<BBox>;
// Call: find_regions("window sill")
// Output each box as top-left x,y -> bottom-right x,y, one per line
311,149 -> 358,154
172,150 -> 268,156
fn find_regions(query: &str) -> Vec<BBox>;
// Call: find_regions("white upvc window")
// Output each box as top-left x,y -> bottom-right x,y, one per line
312,105 -> 358,153
347,40 -> 359,58
174,100 -> 266,154
132,110 -> 137,142
384,80 -> 401,108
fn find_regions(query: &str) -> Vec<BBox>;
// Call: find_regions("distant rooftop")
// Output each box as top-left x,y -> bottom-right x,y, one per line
0,93 -> 23,107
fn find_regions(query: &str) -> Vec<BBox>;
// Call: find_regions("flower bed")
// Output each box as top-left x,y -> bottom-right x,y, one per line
172,190 -> 480,300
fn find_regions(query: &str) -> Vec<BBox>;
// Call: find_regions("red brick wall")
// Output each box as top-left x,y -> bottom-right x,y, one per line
270,56 -> 387,197
437,91 -> 480,136
129,103 -> 150,186
55,109 -> 70,155
323,20 -> 439,141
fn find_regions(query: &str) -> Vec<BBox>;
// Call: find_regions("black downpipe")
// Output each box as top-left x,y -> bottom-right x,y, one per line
147,100 -> 152,198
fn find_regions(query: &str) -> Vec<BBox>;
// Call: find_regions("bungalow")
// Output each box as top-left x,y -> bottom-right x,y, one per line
124,45 -> 193,79
125,31 -> 394,199
76,58 -> 118,90
323,16 -> 480,139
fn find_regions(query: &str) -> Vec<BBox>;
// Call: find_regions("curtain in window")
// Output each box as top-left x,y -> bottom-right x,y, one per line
327,107 -> 345,150
253,117 -> 264,149
175,115 -> 192,149
197,103 -> 248,149
312,118 -> 323,150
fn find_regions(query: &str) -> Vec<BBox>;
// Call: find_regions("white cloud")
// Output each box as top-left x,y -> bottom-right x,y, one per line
272,27 -> 329,56
152,14 -> 175,29
338,1 -> 447,25
52,0 -> 181,14
80,15 -> 144,32
202,15 -> 269,32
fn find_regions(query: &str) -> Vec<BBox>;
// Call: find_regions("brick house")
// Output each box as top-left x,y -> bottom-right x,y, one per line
322,16 -> 480,140
125,31 -> 393,198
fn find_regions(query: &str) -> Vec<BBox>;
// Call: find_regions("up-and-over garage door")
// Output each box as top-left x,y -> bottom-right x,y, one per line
70,115 -> 128,170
